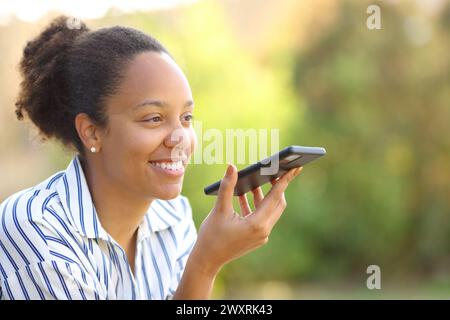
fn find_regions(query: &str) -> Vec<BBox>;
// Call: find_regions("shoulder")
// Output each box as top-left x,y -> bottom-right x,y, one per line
0,172 -> 65,274
0,171 -> 64,225
0,188 -> 56,226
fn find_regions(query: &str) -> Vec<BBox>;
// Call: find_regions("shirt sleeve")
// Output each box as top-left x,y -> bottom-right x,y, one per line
1,260 -> 104,300
0,193 -> 104,300
165,196 -> 197,300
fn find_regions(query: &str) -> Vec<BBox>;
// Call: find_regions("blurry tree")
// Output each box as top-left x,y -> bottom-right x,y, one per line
283,0 -> 450,283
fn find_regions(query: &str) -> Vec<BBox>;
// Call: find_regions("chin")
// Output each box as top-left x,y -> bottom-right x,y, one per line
154,185 -> 182,200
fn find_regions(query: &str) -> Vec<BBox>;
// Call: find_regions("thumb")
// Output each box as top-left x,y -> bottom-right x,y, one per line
215,163 -> 237,212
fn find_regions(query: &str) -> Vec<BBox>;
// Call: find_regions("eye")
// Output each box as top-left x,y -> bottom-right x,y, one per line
143,115 -> 162,123
182,113 -> 194,122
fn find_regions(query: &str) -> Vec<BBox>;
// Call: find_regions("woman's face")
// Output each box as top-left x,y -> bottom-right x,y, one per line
98,51 -> 197,201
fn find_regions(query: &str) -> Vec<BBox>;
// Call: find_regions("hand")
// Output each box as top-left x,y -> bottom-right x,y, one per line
189,164 -> 303,276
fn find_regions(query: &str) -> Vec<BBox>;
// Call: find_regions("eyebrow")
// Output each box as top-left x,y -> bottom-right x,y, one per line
134,99 -> 194,109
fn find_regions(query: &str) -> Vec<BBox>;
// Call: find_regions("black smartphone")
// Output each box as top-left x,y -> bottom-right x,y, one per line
204,145 -> 326,196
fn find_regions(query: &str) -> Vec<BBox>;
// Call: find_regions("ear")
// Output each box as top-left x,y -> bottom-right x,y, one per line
74,113 -> 102,152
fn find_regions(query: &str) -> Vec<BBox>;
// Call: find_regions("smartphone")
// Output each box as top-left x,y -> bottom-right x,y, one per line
204,145 -> 326,196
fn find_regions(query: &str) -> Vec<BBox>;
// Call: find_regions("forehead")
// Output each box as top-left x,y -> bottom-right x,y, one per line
107,51 -> 192,113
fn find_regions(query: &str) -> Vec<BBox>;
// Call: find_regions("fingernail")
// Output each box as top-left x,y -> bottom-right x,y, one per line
286,169 -> 295,182
295,167 -> 303,176
225,164 -> 234,177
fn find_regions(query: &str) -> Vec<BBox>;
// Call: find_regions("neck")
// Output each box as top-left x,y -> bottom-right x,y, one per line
79,156 -> 152,249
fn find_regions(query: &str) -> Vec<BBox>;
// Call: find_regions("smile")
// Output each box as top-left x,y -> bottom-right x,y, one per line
148,160 -> 186,177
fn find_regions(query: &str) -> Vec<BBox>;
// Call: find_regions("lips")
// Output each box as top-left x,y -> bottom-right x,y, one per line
148,160 -> 184,171
147,156 -> 188,177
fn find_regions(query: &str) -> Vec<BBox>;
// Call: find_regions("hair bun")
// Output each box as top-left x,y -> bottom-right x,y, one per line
15,15 -> 89,144
20,15 -> 89,86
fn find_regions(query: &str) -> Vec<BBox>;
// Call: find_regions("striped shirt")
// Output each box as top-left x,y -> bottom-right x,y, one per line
0,154 -> 197,300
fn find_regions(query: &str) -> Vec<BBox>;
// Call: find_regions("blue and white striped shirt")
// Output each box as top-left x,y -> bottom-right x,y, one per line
0,154 -> 197,300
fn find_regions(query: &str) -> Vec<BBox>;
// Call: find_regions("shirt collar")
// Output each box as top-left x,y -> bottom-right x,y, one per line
55,154 -> 109,241
145,198 -> 186,233
55,154 -> 186,241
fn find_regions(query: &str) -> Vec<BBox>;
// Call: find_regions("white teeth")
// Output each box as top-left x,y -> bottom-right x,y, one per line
149,160 -> 183,171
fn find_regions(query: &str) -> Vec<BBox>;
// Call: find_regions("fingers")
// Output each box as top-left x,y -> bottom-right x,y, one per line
245,167 -> 303,242
251,187 -> 264,209
268,192 -> 287,225
259,166 -> 302,214
215,163 -> 238,213
239,194 -> 252,217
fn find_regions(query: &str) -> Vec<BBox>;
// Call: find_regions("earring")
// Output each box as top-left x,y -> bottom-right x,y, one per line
90,146 -> 97,153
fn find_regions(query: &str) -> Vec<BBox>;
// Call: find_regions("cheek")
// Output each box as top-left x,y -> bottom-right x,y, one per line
126,129 -> 166,157
108,121 -> 164,158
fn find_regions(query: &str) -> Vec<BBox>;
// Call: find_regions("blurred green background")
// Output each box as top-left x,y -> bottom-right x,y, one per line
1,0 -> 449,299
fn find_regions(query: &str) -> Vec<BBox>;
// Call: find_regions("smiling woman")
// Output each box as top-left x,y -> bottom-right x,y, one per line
0,15 -> 302,300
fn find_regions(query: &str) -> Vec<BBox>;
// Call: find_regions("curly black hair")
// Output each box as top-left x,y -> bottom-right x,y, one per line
15,15 -> 169,159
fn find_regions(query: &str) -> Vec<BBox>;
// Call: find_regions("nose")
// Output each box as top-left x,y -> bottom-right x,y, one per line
164,124 -> 191,155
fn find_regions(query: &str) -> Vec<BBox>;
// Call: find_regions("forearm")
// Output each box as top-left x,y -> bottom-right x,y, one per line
172,249 -> 221,300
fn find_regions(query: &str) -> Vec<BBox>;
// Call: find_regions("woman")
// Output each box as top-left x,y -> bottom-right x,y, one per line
0,16 -> 302,300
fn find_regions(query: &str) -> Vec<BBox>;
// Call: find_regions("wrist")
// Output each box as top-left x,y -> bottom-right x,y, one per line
187,245 -> 222,278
